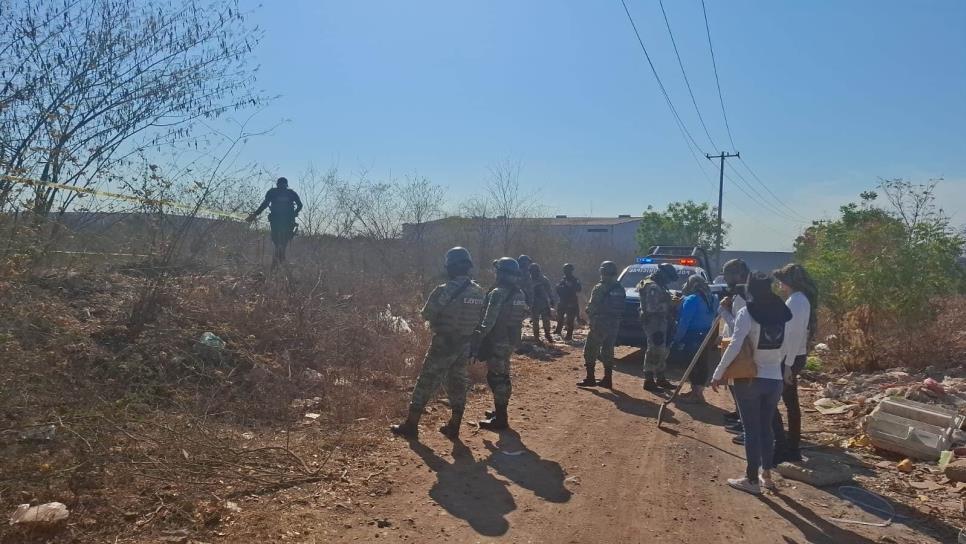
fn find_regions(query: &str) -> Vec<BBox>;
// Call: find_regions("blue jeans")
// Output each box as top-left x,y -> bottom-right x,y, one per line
733,378 -> 784,481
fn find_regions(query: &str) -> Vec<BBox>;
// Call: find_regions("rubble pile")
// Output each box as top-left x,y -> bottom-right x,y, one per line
793,364 -> 966,531
811,367 -> 966,413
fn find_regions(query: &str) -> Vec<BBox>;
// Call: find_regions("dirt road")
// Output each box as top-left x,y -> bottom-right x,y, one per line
269,341 -> 954,543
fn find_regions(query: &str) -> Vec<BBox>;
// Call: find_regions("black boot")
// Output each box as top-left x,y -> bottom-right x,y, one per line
439,407 -> 464,439
656,374 -> 673,389
643,372 -> 659,392
389,408 -> 421,438
597,368 -> 613,389
577,367 -> 597,387
479,404 -> 509,430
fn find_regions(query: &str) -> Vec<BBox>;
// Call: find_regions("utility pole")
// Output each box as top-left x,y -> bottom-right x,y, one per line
706,151 -> 739,272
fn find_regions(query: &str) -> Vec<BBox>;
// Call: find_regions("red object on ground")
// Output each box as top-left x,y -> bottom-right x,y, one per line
923,378 -> 946,396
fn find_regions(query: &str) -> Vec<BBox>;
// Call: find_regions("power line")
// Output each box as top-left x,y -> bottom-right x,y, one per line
729,159 -> 811,221
618,0 -> 705,155
657,0 -> 717,150
699,0 -> 810,223
700,0 -> 737,152
722,168 -> 808,224
619,0 -> 779,226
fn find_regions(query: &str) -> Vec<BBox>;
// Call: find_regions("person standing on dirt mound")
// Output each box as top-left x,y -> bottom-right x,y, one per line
474,257 -> 529,431
578,261 -> 626,388
390,247 -> 485,440
528,262 -> 557,344
246,177 -> 303,267
639,263 -> 678,391
554,263 -> 581,341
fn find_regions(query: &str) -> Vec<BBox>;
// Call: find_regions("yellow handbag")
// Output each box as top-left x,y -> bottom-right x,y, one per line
722,335 -> 757,380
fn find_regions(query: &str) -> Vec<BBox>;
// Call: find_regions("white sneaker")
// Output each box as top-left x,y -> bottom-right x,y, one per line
727,477 -> 761,495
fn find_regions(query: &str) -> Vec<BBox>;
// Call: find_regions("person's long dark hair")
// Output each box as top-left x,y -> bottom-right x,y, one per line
774,263 -> 818,338
745,271 -> 792,326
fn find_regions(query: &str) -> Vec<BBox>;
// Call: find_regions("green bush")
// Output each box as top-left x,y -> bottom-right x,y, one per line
795,179 -> 965,369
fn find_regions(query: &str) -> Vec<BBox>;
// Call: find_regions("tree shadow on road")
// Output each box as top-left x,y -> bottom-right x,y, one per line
409,440 -> 515,537
482,429 -> 572,504
759,494 -> 879,544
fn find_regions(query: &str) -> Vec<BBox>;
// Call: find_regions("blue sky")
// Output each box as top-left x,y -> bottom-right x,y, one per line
235,0 -> 966,250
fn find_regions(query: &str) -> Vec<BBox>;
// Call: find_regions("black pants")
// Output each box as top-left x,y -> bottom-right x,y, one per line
688,345 -> 716,387
554,304 -> 578,338
772,354 -> 807,453
532,309 -> 553,339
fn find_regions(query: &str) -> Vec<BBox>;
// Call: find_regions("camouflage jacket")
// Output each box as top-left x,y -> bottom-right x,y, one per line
478,285 -> 528,345
638,277 -> 672,321
420,276 -> 485,337
586,279 -> 625,323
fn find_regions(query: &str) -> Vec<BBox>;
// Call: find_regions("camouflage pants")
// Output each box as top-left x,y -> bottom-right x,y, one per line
408,333 -> 470,412
584,320 -> 618,372
642,317 -> 669,376
485,342 -> 514,406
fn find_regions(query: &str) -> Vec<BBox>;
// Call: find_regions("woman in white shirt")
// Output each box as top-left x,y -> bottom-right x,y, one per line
711,271 -> 793,495
771,263 -> 818,464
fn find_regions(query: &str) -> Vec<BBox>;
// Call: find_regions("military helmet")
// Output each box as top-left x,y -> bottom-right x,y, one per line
493,257 -> 520,274
657,262 -> 678,283
599,261 -> 618,276
444,246 -> 473,268
563,263 -> 575,273
517,254 -> 532,267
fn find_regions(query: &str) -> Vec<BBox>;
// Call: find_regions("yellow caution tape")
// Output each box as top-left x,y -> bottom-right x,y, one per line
1,174 -> 247,221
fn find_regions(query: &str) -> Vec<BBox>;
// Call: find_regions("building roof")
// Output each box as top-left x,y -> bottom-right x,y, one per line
413,216 -> 642,228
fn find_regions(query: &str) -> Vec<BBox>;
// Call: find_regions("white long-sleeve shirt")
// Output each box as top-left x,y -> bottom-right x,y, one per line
785,291 -> 810,357
712,307 -> 791,381
717,294 -> 746,338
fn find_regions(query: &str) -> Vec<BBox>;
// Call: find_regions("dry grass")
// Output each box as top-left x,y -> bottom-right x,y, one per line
0,217 -> 440,542
817,296 -> 966,372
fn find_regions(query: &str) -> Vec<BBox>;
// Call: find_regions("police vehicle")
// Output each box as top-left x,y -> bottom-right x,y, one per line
615,246 -> 720,347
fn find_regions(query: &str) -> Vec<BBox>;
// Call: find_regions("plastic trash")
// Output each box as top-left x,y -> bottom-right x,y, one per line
9,502 -> 69,525
831,486 -> 897,527
199,332 -> 225,349
814,398 -> 856,415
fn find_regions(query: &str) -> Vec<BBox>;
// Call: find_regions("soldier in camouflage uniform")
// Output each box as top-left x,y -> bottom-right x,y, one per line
639,263 -> 678,391
474,257 -> 529,430
516,255 -> 535,313
390,247 -> 485,439
554,263 -> 582,341
578,261 -> 626,388
528,262 -> 558,344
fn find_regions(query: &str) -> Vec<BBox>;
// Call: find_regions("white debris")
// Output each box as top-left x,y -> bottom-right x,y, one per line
9,502 -> 69,525
379,305 -> 413,334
